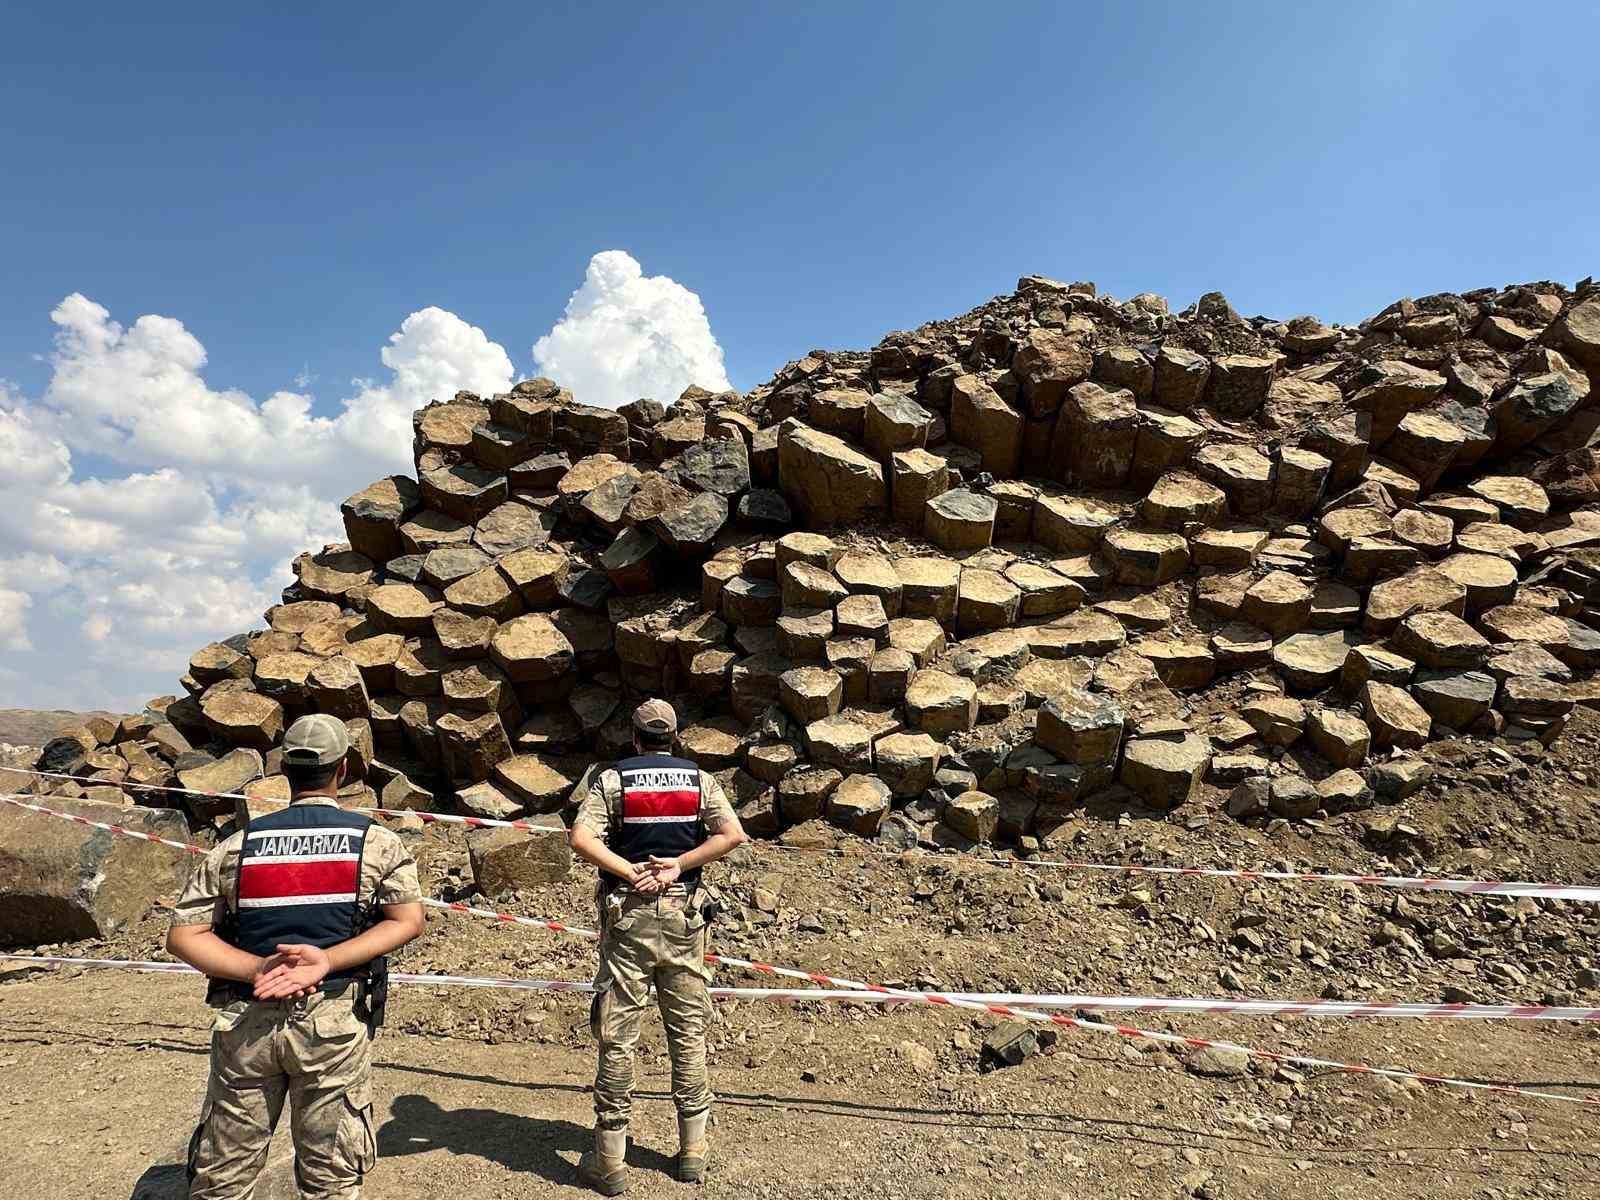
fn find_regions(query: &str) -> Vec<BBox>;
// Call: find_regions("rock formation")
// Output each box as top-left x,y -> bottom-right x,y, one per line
18,274 -> 1600,860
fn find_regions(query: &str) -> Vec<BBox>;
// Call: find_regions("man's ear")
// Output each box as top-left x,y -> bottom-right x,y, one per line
334,758 -> 348,790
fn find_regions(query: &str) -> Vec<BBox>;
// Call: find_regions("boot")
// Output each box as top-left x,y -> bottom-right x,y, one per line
675,1112 -> 709,1183
578,1127 -> 628,1195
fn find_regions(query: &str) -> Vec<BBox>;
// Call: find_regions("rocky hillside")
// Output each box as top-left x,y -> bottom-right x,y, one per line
14,273 -> 1600,869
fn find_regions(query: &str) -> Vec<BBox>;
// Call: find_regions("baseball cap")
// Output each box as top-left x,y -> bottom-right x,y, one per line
632,698 -> 678,737
282,713 -> 350,767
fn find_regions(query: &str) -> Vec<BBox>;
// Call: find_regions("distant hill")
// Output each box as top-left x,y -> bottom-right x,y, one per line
0,708 -> 126,748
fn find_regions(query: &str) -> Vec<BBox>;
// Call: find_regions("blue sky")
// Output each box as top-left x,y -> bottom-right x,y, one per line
6,1 -> 1595,405
2,1 -> 1598,711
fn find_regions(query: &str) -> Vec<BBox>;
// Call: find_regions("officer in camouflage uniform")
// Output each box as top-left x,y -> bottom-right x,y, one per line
166,714 -> 425,1200
569,699 -> 748,1194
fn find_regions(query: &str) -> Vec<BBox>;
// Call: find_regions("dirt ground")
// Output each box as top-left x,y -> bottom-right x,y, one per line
7,717 -> 1600,1198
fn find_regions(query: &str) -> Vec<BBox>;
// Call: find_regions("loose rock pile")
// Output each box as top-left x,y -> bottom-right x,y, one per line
17,274 -> 1600,867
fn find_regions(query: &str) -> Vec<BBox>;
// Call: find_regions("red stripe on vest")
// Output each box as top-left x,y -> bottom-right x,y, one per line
622,788 -> 700,819
239,860 -> 359,901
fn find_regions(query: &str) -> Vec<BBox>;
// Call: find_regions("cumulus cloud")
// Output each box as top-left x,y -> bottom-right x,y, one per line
40,296 -> 514,487
1,254 -> 731,712
533,250 -> 730,409
0,588 -> 32,652
0,300 -> 516,711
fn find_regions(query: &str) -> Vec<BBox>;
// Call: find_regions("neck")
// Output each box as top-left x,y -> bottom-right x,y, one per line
290,787 -> 339,803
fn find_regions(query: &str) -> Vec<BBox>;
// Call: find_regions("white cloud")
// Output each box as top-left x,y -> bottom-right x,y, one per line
0,588 -> 32,652
1,255 -> 731,712
0,299 -> 517,712
39,296 -> 514,488
532,250 -> 731,409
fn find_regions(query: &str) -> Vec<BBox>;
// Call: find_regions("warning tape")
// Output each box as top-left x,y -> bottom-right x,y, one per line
15,766 -> 1600,904
5,955 -> 1597,1109
10,793 -> 1600,1026
12,768 -> 556,833
989,856 -> 1600,904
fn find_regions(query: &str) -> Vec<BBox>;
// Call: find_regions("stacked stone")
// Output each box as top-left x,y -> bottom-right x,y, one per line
23,276 -> 1600,861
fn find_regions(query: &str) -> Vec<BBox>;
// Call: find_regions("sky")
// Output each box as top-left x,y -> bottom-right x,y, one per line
1,1 -> 1597,712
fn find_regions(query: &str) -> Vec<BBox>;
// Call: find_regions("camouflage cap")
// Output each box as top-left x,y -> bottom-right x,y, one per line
282,713 -> 349,767
632,698 -> 679,737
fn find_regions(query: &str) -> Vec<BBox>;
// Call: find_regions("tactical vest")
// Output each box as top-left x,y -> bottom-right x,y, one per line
224,802 -> 374,984
605,753 -> 706,890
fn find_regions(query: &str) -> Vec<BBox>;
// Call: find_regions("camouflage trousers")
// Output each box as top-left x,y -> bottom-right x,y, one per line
590,886 -> 713,1131
188,988 -> 377,1200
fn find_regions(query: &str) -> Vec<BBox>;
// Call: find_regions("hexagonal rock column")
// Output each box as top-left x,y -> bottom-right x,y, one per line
1195,443 -> 1274,515
1119,731 -> 1211,810
1153,345 -> 1210,411
890,449 -> 950,532
926,489 -> 997,553
874,731 -> 942,796
1035,689 -> 1123,766
467,817 -> 572,898
827,775 -> 891,836
950,375 -> 1023,476
1102,528 -> 1189,586
1050,383 -> 1137,487
905,669 -> 978,735
1143,472 -> 1226,529
777,422 -> 887,525
863,392 -> 933,458
895,556 -> 962,621
779,666 -> 844,724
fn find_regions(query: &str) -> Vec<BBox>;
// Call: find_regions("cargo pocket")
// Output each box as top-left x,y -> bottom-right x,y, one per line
335,1078 -> 377,1178
589,987 -> 612,1042
185,1100 -> 212,1182
311,1001 -> 368,1044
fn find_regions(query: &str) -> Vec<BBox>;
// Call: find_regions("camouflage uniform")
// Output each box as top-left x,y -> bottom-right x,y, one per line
573,769 -> 735,1131
170,798 -> 420,1200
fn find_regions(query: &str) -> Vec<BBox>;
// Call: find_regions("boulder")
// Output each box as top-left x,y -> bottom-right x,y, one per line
1362,682 -> 1431,749
0,797 -> 191,943
1411,669 -> 1497,730
466,818 -> 572,897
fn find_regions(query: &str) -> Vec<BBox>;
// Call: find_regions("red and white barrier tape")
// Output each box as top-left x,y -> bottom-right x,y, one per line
991,856 -> 1600,903
1,794 -> 207,855
15,766 -> 1600,904
10,793 -> 1600,1026
12,768 -> 555,833
5,955 -> 1596,1110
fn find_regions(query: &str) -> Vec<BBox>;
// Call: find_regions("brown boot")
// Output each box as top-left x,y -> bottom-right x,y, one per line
675,1112 -> 709,1183
578,1127 -> 628,1195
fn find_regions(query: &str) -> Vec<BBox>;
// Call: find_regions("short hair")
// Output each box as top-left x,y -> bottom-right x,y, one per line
634,727 -> 675,754
283,759 -> 341,793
